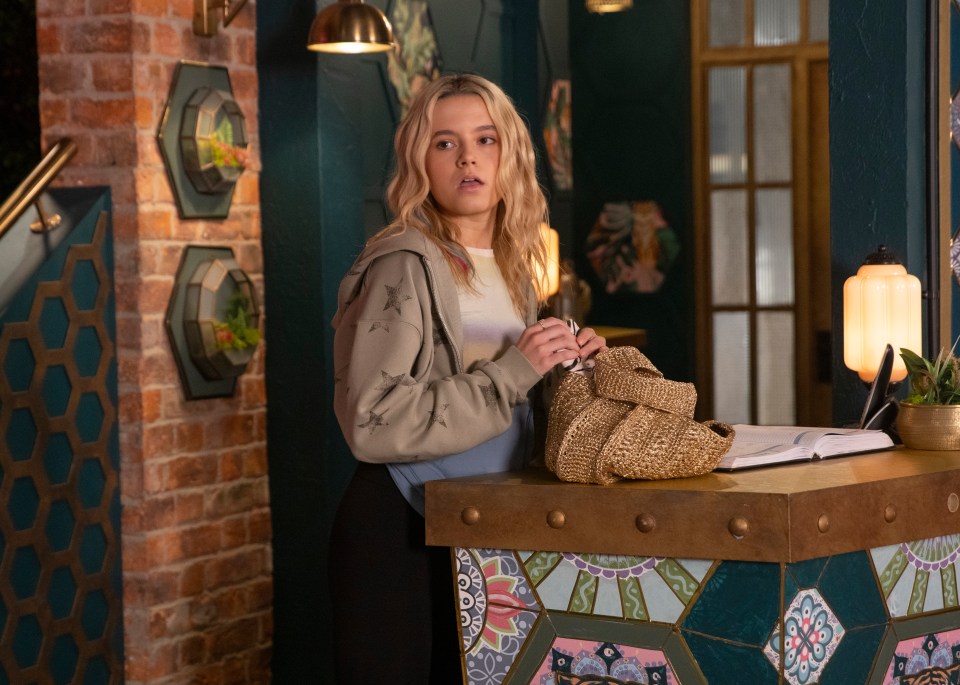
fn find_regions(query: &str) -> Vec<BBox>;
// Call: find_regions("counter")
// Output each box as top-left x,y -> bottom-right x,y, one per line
425,448 -> 960,684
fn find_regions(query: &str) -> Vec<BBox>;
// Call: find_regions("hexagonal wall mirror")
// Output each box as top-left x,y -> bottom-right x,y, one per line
157,61 -> 248,219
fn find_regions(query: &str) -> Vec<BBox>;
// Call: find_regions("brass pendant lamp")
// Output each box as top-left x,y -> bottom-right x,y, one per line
307,0 -> 395,54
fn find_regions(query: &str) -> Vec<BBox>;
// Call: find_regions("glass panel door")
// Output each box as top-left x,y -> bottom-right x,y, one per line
694,0 -> 830,425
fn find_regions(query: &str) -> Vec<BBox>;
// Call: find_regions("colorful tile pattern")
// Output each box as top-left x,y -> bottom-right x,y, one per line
764,589 -> 845,685
457,547 -> 540,683
522,551 -> 712,624
871,535 -> 960,617
533,637 -> 675,685
454,548 -> 709,684
880,629 -> 960,684
452,542 -> 960,684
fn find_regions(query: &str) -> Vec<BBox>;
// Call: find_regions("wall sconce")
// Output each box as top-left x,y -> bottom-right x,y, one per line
307,0 -> 395,54
194,0 -> 247,37
585,0 -> 634,13
534,223 -> 560,300
843,245 -> 922,384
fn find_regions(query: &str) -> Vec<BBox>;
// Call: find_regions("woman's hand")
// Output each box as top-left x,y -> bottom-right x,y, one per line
516,317 -> 581,375
575,326 -> 608,362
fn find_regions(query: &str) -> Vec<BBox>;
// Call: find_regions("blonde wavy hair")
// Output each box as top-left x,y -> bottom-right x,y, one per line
380,73 -> 550,312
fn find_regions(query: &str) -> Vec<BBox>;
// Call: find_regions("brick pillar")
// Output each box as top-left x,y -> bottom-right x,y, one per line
36,1 -> 272,683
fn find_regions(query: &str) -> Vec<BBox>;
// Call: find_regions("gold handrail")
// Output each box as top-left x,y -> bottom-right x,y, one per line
0,138 -> 78,240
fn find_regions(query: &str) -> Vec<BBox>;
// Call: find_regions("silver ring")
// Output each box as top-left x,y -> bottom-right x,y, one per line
537,320 -> 547,329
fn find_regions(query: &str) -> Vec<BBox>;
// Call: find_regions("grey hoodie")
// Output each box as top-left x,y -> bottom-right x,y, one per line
332,227 -> 542,464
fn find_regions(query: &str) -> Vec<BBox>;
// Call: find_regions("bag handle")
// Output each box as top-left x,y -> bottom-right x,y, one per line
592,347 -> 698,417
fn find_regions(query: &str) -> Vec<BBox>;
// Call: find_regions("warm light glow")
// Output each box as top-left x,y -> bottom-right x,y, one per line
585,0 -> 633,13
843,260 -> 922,383
534,224 -> 560,299
308,41 -> 392,54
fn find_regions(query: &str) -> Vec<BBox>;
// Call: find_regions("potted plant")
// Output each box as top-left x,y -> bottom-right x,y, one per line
897,339 -> 960,450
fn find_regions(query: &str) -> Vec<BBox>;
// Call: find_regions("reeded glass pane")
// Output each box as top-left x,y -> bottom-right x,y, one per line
709,0 -> 745,47
713,312 -> 751,424
709,67 -> 747,184
755,189 -> 794,305
755,0 -> 799,46
809,0 -> 829,42
757,311 -> 795,425
711,190 -> 749,305
753,64 -> 792,183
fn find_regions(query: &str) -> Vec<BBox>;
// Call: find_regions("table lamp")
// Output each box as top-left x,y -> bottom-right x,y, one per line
843,245 -> 921,430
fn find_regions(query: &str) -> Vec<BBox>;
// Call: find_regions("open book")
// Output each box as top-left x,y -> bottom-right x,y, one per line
716,425 -> 896,471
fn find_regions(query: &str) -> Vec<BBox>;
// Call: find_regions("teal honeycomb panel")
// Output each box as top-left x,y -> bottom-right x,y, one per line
6,408 -> 37,461
682,560 -> 781,645
3,338 -> 34,391
39,297 -> 69,349
43,433 -> 73,484
0,188 -> 122,683
11,615 -> 41,669
48,567 -> 77,620
50,633 -> 79,685
41,364 -> 71,416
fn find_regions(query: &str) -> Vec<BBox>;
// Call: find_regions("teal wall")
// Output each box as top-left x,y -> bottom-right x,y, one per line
258,0 -> 935,678
568,0 -> 693,383
828,0 -> 928,425
257,1 -> 538,680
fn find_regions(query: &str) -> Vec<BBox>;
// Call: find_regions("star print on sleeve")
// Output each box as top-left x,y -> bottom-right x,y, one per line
375,370 -> 414,392
479,383 -> 500,407
383,279 -> 413,315
368,321 -> 391,333
358,411 -> 388,434
334,363 -> 349,385
427,403 -> 449,428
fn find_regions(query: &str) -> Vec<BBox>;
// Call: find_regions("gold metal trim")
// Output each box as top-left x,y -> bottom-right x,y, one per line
193,0 -> 248,37
0,138 -> 77,239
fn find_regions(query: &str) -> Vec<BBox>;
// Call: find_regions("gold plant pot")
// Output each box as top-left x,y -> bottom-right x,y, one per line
897,402 -> 960,451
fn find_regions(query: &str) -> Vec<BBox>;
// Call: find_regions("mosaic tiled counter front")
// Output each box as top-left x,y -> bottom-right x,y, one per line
425,450 -> 960,684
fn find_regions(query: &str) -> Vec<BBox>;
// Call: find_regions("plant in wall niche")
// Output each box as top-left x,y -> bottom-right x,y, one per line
896,338 -> 960,451
900,339 -> 960,405
214,292 -> 260,351
209,117 -> 248,169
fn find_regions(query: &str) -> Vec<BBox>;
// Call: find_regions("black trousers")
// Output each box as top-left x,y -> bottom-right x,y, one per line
329,462 -> 463,684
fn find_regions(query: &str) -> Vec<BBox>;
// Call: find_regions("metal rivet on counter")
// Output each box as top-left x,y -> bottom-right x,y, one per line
950,493 -> 960,514
727,517 -> 749,539
547,509 -> 566,529
884,504 -> 897,523
461,507 -> 480,525
818,514 -> 830,533
635,513 -> 656,533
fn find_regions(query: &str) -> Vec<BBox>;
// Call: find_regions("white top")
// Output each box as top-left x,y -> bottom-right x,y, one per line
459,247 -> 525,370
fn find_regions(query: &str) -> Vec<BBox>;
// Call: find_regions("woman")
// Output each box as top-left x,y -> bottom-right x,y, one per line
330,73 -> 606,684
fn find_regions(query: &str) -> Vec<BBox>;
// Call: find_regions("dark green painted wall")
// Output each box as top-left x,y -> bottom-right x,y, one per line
828,0 -> 928,425
568,0 -> 693,383
257,2 -> 538,680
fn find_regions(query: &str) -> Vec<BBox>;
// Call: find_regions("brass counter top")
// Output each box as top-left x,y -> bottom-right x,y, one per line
425,447 -> 960,562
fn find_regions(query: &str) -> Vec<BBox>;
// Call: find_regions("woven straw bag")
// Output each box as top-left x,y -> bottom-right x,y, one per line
545,347 -> 735,485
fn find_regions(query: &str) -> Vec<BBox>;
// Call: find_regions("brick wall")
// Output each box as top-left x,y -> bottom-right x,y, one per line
35,1 -> 272,683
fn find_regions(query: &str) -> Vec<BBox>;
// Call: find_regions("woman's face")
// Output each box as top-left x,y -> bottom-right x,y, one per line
424,94 -> 501,230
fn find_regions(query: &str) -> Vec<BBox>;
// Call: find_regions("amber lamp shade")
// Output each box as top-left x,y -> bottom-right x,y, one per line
307,0 -> 394,54
534,224 -> 560,300
843,245 -> 921,383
